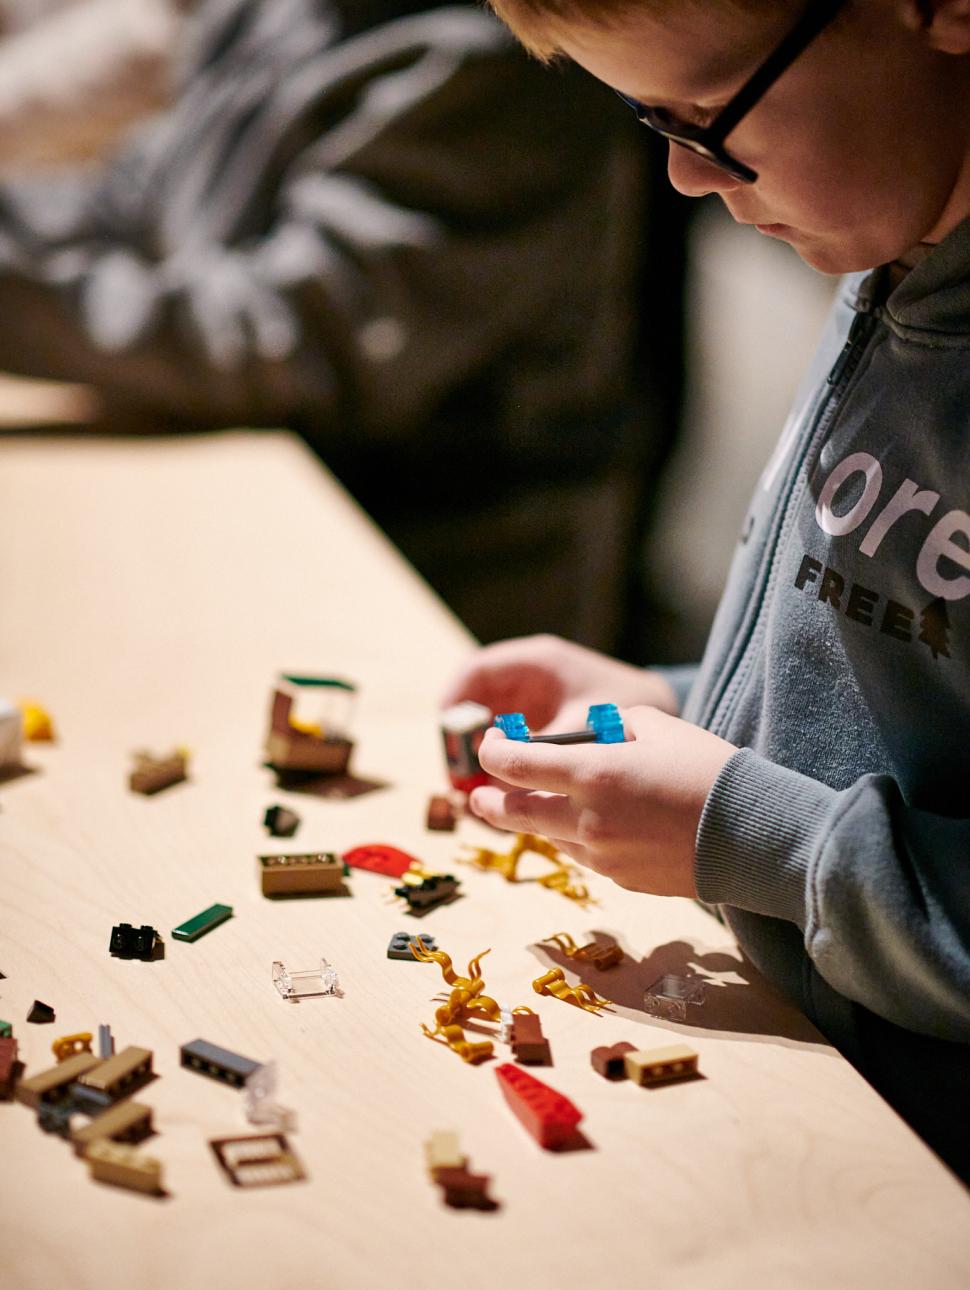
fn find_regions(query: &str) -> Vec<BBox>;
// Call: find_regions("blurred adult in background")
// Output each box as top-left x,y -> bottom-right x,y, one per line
0,0 -> 687,654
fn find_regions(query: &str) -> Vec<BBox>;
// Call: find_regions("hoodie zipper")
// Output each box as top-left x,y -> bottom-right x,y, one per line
699,302 -> 881,738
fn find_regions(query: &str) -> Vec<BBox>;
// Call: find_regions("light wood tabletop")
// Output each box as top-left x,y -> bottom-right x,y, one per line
1,428 -> 968,1290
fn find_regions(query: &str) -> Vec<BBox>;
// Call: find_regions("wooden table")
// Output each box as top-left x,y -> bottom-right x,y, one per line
1,427 -> 968,1290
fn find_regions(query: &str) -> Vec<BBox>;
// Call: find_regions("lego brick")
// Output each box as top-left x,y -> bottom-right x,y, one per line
494,1063 -> 583,1149
272,959 -> 340,1000
440,700 -> 490,793
0,1020 -> 12,1038
180,1038 -> 262,1088
0,1036 -> 19,1099
393,874 -> 460,912
38,1100 -> 77,1136
624,1043 -> 700,1087
109,923 -> 159,960
210,1133 -> 306,1187
0,697 -> 22,768
642,973 -> 707,1023
259,852 -> 345,897
128,748 -> 188,795
19,700 -> 54,741
426,794 -> 457,832
85,1140 -> 163,1195
387,932 -> 437,961
171,902 -> 233,942
590,1041 -> 637,1080
27,1000 -> 55,1024
511,1012 -> 551,1065
52,1032 -> 93,1062
342,843 -> 418,878
77,1046 -> 153,1098
71,1100 -> 153,1154
97,1024 -> 114,1058
16,1052 -> 102,1109
425,1129 -> 464,1176
433,1165 -> 497,1211
263,804 -> 300,838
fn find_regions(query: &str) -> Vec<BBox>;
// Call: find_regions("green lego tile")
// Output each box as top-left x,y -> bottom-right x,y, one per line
0,1020 -> 11,1038
171,903 -> 233,942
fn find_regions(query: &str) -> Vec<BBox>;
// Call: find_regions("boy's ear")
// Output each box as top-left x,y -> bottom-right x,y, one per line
907,0 -> 970,53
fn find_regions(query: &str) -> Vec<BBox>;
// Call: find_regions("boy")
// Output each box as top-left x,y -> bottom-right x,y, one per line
443,0 -> 970,1179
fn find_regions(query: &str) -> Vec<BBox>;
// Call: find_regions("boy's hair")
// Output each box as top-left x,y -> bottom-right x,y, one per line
487,0 -> 791,62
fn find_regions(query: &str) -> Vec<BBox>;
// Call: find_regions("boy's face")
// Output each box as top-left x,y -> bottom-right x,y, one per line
557,0 -> 970,272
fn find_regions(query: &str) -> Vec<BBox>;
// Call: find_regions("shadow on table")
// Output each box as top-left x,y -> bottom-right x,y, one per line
528,934 -> 826,1048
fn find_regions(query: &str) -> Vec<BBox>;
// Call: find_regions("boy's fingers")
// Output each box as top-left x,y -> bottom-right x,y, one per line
469,787 -> 578,840
476,728 -> 577,794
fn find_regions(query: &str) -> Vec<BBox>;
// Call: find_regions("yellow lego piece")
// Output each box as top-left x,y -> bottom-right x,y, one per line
18,700 -> 55,741
532,967 -> 612,1014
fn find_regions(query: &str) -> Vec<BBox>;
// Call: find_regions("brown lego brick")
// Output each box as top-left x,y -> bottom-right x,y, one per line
259,852 -> 346,896
426,794 -> 458,832
85,1140 -> 163,1194
128,749 -> 187,795
511,1012 -> 552,1065
210,1133 -> 307,1187
71,1100 -> 153,1154
434,1165 -> 497,1211
590,1041 -> 637,1080
15,1051 -> 102,1109
623,1043 -> 699,1087
76,1046 -> 153,1097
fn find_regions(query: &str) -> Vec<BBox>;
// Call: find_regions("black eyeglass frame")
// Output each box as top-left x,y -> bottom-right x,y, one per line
617,0 -> 848,183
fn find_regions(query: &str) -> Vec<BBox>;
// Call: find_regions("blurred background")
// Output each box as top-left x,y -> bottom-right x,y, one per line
0,0 -> 835,666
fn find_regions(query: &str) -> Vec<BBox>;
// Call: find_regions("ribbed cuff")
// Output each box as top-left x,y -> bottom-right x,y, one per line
652,663 -> 699,716
695,747 -> 837,928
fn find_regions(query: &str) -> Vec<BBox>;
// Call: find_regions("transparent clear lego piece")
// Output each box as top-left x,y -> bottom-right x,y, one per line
642,973 -> 706,1023
272,958 -> 340,1000
498,1008 -> 514,1045
244,1061 -> 297,1131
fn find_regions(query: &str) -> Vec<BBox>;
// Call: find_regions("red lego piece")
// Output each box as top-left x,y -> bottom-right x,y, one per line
0,1036 -> 19,1099
342,844 -> 419,879
494,1063 -> 582,1149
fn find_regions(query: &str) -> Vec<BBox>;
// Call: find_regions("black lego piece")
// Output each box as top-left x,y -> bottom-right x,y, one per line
109,923 -> 159,961
27,1000 -> 56,1024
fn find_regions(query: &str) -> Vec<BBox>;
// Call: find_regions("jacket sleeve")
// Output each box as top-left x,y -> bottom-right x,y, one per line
0,8 -> 638,437
694,746 -> 970,1042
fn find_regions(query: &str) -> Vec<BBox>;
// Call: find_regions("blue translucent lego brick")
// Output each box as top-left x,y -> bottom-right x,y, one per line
494,712 -> 530,741
587,703 -> 625,743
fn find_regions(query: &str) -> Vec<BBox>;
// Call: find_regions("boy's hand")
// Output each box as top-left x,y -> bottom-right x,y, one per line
469,706 -> 737,898
441,633 -> 680,729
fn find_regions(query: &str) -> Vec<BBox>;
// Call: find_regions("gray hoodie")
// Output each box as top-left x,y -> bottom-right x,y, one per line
679,216 -> 970,1175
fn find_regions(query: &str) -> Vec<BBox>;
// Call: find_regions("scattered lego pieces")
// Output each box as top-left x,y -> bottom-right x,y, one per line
71,1100 -> 153,1155
541,931 -> 623,970
272,958 -> 340,1000
210,1133 -> 306,1187
0,698 -> 22,768
264,674 -> 355,776
181,1039 -> 262,1088
0,1036 -> 19,1099
394,872 -> 460,913
171,902 -> 233,942
441,700 -> 491,793
109,923 -> 159,961
263,804 -> 301,838
495,702 -> 625,746
460,833 -> 591,905
532,967 -> 612,1014
591,1041 -> 637,1080
259,852 -> 347,897
84,1140 -> 163,1195
51,1032 -> 93,1062
0,1020 -> 12,1039
387,932 -> 437,961
495,1063 -> 583,1150
18,700 -> 55,742
15,1051 -> 102,1109
511,1012 -> 551,1065
128,748 -> 188,795
426,793 -> 458,832
342,843 -> 418,878
412,940 -> 500,1063
624,1044 -> 700,1087
27,1000 -> 55,1024
642,973 -> 707,1023
77,1046 -> 154,1100
97,1024 -> 114,1058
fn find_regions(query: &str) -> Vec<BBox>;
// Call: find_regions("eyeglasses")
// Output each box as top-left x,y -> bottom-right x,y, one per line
617,0 -> 848,184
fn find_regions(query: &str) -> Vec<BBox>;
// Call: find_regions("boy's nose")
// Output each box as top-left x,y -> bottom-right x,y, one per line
666,140 -> 744,199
